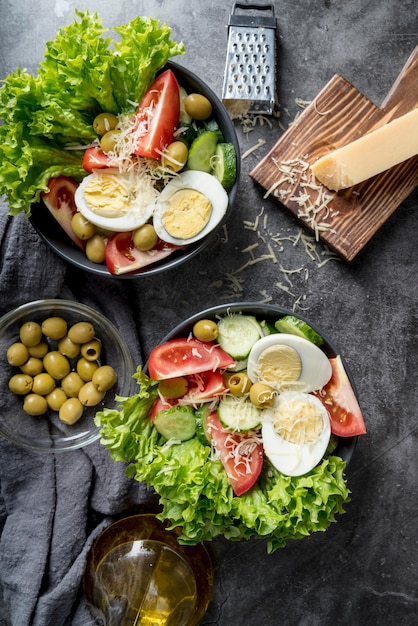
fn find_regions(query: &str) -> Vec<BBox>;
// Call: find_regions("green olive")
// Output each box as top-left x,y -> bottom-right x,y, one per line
43,351 -> 71,380
161,141 -> 188,172
80,338 -> 102,361
41,316 -> 68,340
23,393 -> 48,416
93,112 -> 118,136
86,234 -> 106,263
227,372 -> 252,397
249,382 -> 275,408
133,224 -> 158,251
100,129 -> 121,152
58,335 -> 81,359
78,381 -> 105,407
76,357 -> 99,382
9,373 -> 33,395
71,213 -> 96,240
7,342 -> 29,366
193,319 -> 218,342
68,322 -> 95,344
20,357 -> 43,377
32,373 -> 56,396
61,372 -> 84,398
59,397 -> 84,425
28,341 -> 49,358
159,376 -> 188,399
184,93 -> 213,120
19,321 -> 42,347
92,365 -> 117,392
46,388 -> 68,412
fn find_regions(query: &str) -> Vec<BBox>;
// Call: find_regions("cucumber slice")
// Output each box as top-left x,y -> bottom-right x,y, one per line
154,405 -> 196,441
218,395 -> 262,431
200,119 -> 224,142
187,131 -> 218,173
274,315 -> 324,346
194,404 -> 212,445
212,143 -> 237,190
226,358 -> 248,372
217,314 -> 263,360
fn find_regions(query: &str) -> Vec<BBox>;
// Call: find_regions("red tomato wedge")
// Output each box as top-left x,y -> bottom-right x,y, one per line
41,176 -> 85,250
133,69 -> 180,159
82,146 -> 111,172
181,371 -> 227,402
207,413 -> 263,497
105,231 -> 180,275
315,355 -> 366,437
148,338 -> 234,380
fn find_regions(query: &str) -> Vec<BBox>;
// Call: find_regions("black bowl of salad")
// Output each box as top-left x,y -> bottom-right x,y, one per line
0,12 -> 240,278
96,303 -> 366,553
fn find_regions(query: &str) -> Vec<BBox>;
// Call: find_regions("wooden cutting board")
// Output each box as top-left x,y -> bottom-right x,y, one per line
249,45 -> 418,261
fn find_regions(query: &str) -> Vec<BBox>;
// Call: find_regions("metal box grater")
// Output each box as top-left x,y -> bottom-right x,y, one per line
222,2 -> 277,115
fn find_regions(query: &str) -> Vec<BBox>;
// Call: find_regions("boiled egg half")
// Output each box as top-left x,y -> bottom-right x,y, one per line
262,391 -> 331,476
247,333 -> 332,393
75,171 -> 157,232
153,170 -> 228,245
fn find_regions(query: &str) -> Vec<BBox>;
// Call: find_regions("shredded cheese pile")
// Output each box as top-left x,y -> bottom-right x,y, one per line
272,395 -> 323,445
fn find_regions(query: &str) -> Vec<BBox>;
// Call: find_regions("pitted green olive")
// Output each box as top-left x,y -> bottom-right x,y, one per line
58,336 -> 81,359
193,319 -> 218,342
161,141 -> 188,172
28,341 -> 49,359
78,381 -> 105,407
23,393 -> 48,416
46,388 -> 68,412
227,372 -> 252,397
80,338 -> 102,361
7,342 -> 29,367
41,316 -> 68,340
9,373 -> 33,395
100,129 -> 121,152
184,93 -> 213,120
76,358 -> 99,382
32,373 -> 56,396
71,213 -> 96,240
20,357 -> 43,377
92,365 -> 117,392
68,322 -> 95,344
61,372 -> 84,398
19,321 -> 42,347
86,234 -> 106,263
133,224 -> 158,251
59,397 -> 84,425
159,376 -> 188,399
43,351 -> 71,380
93,112 -> 118,136
249,382 -> 275,408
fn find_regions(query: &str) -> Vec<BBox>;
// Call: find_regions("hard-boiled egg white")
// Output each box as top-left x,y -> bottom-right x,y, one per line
262,391 -> 331,476
75,171 -> 157,232
153,170 -> 228,245
247,333 -> 332,393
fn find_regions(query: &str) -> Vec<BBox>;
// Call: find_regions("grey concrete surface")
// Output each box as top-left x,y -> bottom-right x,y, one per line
1,0 -> 418,624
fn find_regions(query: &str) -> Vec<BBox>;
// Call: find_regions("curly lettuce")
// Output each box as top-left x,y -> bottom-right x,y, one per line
95,368 -> 350,553
0,10 -> 185,216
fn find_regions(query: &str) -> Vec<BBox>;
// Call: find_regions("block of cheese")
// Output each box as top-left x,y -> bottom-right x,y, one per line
311,107 -> 418,191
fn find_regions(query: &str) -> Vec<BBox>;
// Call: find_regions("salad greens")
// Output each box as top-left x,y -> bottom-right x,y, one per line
0,10 -> 185,216
95,367 -> 350,554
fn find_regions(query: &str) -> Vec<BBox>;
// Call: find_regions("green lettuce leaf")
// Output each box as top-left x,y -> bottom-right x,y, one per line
95,367 -> 351,553
0,10 -> 185,216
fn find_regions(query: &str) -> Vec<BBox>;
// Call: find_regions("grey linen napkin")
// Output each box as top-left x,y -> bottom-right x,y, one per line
0,207 -> 152,625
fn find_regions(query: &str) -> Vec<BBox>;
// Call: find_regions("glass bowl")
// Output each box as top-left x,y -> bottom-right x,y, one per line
0,299 -> 135,452
29,61 -> 241,279
83,514 -> 213,626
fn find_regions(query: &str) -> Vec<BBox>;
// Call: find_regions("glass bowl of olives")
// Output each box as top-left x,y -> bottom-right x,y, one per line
0,299 -> 135,452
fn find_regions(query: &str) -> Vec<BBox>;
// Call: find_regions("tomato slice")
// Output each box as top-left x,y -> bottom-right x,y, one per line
82,147 -> 111,172
148,338 -> 234,380
41,176 -> 85,250
207,413 -> 263,496
133,69 -> 180,159
105,231 -> 180,275
315,355 -> 366,437
181,371 -> 227,403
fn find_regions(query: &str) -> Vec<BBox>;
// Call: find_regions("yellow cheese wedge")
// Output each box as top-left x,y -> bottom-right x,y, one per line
311,107 -> 418,191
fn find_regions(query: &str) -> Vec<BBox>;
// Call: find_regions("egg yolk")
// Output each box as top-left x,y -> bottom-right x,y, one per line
83,174 -> 131,218
255,345 -> 302,390
272,395 -> 324,445
161,188 -> 212,239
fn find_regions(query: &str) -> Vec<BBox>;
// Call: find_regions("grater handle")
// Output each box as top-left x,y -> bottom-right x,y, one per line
228,2 -> 277,29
